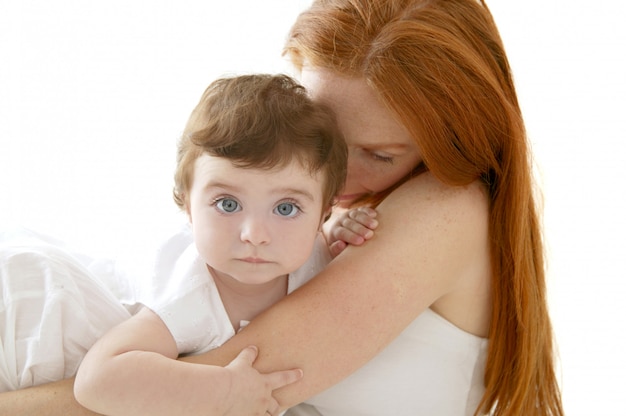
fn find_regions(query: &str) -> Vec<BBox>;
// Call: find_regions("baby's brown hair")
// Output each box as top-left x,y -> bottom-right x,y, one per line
173,74 -> 347,211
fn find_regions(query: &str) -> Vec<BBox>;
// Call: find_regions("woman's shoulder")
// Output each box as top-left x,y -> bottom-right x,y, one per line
378,172 -> 489,231
378,173 -> 491,336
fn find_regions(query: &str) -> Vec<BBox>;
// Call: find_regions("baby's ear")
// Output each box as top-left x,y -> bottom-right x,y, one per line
184,199 -> 192,223
320,206 -> 333,228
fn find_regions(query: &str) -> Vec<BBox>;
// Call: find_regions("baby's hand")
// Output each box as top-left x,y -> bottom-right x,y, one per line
327,206 -> 378,258
223,346 -> 302,416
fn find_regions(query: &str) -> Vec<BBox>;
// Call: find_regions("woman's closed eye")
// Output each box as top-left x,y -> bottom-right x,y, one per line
369,151 -> 394,164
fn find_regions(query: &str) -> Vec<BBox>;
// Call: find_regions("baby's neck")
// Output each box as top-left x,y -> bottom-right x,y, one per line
208,266 -> 288,332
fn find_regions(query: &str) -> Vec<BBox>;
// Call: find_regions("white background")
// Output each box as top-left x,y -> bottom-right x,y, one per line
1,1 -> 625,414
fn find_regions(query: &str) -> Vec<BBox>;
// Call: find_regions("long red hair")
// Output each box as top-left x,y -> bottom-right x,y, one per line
285,0 -> 563,414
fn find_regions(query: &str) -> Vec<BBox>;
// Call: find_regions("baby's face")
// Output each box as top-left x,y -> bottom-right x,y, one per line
187,154 -> 325,285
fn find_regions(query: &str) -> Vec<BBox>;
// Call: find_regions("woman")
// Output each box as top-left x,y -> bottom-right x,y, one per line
0,0 -> 562,415
193,0 -> 563,414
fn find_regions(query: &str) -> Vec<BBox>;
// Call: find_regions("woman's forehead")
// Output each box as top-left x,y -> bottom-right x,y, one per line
301,67 -> 414,149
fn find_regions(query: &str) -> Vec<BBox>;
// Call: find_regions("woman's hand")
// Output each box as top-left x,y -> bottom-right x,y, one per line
325,207 -> 378,257
223,346 -> 303,416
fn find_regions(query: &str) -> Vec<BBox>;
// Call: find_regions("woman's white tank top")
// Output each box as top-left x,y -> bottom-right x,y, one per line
287,308 -> 488,416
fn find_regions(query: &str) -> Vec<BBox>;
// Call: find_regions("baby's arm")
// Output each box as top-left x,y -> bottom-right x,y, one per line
324,206 -> 378,257
74,307 -> 301,416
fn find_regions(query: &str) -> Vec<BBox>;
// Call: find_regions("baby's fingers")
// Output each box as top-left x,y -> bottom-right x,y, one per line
348,207 -> 379,230
228,345 -> 259,368
331,223 -> 367,246
341,217 -> 375,241
265,368 -> 304,390
329,240 -> 348,258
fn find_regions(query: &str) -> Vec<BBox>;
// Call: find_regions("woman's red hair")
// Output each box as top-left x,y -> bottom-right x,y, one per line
285,0 -> 563,414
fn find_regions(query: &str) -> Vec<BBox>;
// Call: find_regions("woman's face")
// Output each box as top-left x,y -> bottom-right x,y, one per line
301,67 -> 422,208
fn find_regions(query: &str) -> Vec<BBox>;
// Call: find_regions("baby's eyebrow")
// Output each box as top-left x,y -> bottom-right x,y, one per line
202,181 -> 239,193
202,182 -> 316,203
274,187 -> 316,202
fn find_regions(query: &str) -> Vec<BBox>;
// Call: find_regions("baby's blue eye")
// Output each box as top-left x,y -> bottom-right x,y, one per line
275,202 -> 299,217
216,198 -> 240,213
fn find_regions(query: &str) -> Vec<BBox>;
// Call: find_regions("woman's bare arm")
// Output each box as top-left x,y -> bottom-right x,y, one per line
183,173 -> 490,408
0,378 -> 100,416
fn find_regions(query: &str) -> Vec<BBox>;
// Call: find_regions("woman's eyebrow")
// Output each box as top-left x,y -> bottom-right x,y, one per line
365,143 -> 412,151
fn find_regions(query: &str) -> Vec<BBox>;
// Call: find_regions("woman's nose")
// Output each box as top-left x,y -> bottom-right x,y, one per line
240,215 -> 271,246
